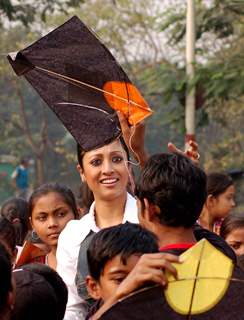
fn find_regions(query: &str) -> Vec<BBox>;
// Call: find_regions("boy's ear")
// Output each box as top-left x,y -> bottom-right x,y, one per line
86,275 -> 102,300
143,198 -> 159,222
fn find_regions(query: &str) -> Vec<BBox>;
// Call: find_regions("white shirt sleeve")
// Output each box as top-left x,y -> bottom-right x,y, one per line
56,217 -> 94,320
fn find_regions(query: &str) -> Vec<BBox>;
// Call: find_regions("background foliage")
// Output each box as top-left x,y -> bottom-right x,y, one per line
0,0 -> 243,205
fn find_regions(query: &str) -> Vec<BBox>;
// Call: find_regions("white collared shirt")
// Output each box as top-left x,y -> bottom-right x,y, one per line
56,193 -> 138,320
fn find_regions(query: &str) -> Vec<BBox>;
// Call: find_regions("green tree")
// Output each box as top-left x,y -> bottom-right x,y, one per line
0,26 -> 80,197
0,0 -> 82,26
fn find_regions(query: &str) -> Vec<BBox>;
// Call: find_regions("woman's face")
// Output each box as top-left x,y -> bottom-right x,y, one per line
78,140 -> 129,201
225,227 -> 244,256
30,192 -> 75,248
211,185 -> 236,219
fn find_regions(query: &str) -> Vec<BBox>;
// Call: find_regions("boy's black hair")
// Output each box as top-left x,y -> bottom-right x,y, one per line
87,222 -> 158,281
135,153 -> 207,228
0,241 -> 12,314
12,263 -> 68,320
22,264 -> 68,319
28,182 -> 79,219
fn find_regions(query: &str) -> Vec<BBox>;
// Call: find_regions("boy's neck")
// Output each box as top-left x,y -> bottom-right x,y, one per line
154,224 -> 197,248
94,192 -> 127,229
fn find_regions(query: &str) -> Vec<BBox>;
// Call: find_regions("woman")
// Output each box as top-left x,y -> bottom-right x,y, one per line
20,183 -> 79,270
57,136 -> 138,320
199,172 -> 235,233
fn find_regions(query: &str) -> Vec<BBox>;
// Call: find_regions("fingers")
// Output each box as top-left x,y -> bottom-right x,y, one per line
167,142 -> 184,157
168,141 -> 200,164
117,111 -> 130,137
185,140 -> 200,164
188,140 -> 198,152
136,253 -> 180,280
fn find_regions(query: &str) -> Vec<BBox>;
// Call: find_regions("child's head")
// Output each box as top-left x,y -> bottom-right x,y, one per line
220,212 -> 244,256
135,153 -> 207,229
28,183 -> 79,249
12,263 -> 68,320
1,197 -> 29,246
86,222 -> 158,301
205,172 -> 235,219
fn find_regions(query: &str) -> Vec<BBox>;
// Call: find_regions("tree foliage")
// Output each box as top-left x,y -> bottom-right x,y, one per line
0,0 -> 82,26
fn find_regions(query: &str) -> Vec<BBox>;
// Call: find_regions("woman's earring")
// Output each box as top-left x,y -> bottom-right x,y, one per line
31,230 -> 40,241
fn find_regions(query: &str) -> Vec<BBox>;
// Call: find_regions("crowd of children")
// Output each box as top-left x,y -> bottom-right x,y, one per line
1,15 -> 244,320
0,136 -> 243,319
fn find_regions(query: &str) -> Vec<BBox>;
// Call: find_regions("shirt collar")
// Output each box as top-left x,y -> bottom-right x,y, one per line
86,192 -> 138,232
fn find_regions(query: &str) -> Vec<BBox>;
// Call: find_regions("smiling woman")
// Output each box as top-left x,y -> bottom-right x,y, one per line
27,183 -> 79,270
56,136 -> 139,320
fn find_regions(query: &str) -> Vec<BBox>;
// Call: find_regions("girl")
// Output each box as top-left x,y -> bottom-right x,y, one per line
27,183 -> 79,270
220,212 -> 244,256
199,172 -> 235,233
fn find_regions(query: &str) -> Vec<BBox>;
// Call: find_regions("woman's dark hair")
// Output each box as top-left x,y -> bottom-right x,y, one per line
28,183 -> 79,219
220,212 -> 244,239
77,136 -> 130,168
77,182 -> 94,216
0,197 -> 29,246
87,222 -> 158,281
0,241 -> 12,315
0,217 -> 16,255
207,172 -> 233,197
135,153 -> 207,228
12,263 -> 68,320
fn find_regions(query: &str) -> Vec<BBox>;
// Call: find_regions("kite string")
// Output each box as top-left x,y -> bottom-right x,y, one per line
168,276 -> 244,283
35,66 -> 150,111
187,239 -> 206,320
127,124 -> 141,167
117,136 -> 136,195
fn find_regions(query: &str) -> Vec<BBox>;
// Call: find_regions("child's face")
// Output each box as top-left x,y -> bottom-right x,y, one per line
225,227 -> 244,256
88,254 -> 140,302
30,192 -> 75,248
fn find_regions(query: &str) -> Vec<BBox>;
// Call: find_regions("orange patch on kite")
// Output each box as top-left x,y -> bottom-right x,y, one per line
103,81 -> 153,125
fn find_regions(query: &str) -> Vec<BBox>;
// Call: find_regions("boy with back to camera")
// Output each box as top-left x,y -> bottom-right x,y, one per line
87,153 -> 237,319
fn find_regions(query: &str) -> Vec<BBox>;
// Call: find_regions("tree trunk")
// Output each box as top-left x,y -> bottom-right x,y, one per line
35,154 -> 45,187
